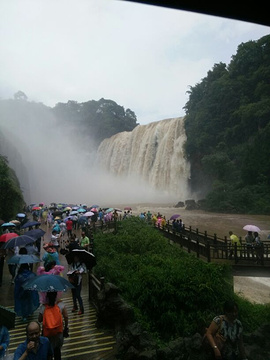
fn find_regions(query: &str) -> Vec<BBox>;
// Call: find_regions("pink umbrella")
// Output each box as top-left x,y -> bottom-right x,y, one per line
243,225 -> 261,232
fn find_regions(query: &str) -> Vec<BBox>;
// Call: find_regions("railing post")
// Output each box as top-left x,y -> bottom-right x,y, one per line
207,241 -> 211,262
234,243 -> 238,264
188,235 -> 191,253
196,239 -> 200,258
225,236 -> 228,259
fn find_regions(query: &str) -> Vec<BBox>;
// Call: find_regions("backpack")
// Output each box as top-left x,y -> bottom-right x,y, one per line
43,304 -> 63,337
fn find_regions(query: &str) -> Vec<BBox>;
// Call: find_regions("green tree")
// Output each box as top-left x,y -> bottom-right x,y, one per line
0,155 -> 25,221
184,35 -> 270,213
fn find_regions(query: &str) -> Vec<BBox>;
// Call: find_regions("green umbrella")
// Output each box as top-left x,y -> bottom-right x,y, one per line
0,305 -> 16,330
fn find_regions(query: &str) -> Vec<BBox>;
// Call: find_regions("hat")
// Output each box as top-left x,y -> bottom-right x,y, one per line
43,242 -> 56,253
46,247 -> 56,253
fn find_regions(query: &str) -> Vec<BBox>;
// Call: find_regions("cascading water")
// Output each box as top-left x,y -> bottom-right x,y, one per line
96,117 -> 191,199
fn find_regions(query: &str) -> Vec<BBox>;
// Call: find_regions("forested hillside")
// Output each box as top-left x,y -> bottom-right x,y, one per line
0,155 -> 25,220
184,34 -> 270,214
52,98 -> 138,146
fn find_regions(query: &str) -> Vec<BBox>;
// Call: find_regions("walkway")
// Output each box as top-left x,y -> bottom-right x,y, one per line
0,224 -> 117,359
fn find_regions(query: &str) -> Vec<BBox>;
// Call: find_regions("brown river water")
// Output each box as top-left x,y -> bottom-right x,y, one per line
113,203 -> 270,240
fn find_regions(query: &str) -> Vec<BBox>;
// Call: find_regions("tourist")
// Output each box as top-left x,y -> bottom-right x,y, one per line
13,321 -> 53,360
42,243 -> 60,268
244,231 -> 254,257
38,291 -> 68,360
68,255 -> 87,315
206,300 -> 247,360
14,264 -> 40,322
228,231 -> 241,260
254,231 -> 263,264
80,232 -> 90,251
0,321 -> 9,359
66,218 -> 73,238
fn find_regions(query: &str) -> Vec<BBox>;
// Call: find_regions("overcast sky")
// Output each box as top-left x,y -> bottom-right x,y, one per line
1,0 -> 269,125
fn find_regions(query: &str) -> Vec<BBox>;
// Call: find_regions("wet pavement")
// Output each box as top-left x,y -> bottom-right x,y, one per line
0,223 -> 117,359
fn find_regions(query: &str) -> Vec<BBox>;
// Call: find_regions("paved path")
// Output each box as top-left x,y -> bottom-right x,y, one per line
0,223 -> 117,359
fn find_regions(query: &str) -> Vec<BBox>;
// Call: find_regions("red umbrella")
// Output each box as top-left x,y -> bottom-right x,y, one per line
32,206 -> 41,211
0,232 -> 19,243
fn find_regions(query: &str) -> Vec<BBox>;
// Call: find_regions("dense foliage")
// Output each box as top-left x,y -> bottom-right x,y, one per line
0,155 -> 25,221
184,35 -> 270,214
52,98 -> 138,146
93,218 -> 270,341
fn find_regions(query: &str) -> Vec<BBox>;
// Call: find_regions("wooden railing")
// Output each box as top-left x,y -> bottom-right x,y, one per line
156,222 -> 270,266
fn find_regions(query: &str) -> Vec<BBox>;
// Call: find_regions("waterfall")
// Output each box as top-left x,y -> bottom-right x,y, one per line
96,117 -> 191,199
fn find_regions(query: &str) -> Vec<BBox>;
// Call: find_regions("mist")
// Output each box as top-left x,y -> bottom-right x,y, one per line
0,99 -> 191,206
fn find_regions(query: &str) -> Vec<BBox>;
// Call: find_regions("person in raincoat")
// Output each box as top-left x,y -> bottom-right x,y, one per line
37,261 -> 65,304
0,321 -> 10,359
14,263 -> 40,322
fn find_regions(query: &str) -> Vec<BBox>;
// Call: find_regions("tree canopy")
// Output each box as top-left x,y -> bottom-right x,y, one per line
52,98 -> 138,146
184,35 -> 270,214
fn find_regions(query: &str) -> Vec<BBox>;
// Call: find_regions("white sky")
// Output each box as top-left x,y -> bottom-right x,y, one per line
0,0 -> 270,125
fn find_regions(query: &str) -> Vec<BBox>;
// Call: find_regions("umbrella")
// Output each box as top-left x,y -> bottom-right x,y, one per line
105,208 -> 114,214
24,228 -> 46,239
84,211 -> 94,217
114,208 -> 122,212
3,234 -> 36,249
124,207 -> 132,210
65,249 -> 96,270
90,208 -> 98,212
170,214 -> 181,220
70,211 -> 78,215
77,208 -> 86,213
22,274 -> 74,292
1,222 -> 16,227
78,216 -> 88,225
7,254 -> 41,264
91,205 -> 99,209
10,220 -> 21,225
63,206 -> 71,211
0,305 -> 16,330
16,213 -> 26,218
0,232 -> 18,243
52,211 -> 62,217
20,221 -> 41,229
32,206 -> 41,211
72,206 -> 79,210
243,225 -> 261,232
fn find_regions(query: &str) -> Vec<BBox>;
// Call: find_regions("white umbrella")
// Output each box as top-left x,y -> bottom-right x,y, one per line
243,225 -> 261,232
84,211 -> 94,217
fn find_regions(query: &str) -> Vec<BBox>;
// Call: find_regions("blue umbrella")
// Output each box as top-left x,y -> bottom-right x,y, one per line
22,274 -> 74,292
70,211 -> 78,215
24,229 -> 46,239
7,254 -> 41,265
16,213 -> 26,218
77,208 -> 86,213
78,216 -> 87,225
1,222 -> 16,227
20,221 -> 41,229
3,234 -> 36,249
91,205 -> 99,209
